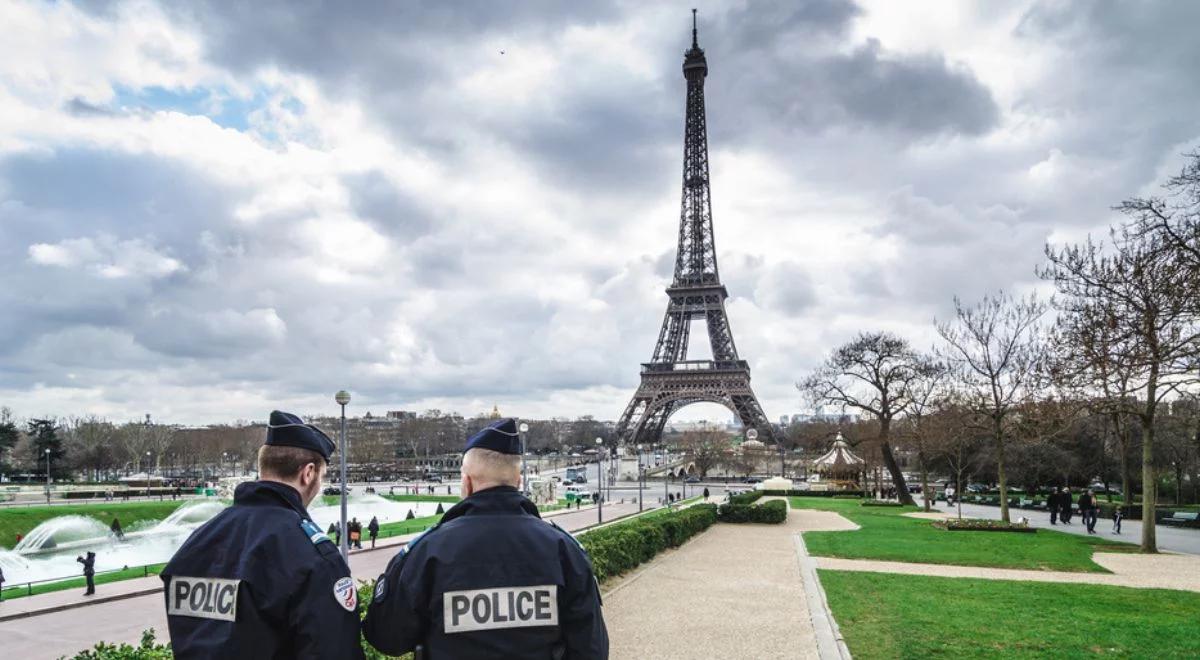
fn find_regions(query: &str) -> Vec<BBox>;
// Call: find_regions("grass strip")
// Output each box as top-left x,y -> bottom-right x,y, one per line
819,569 -> 1200,659
790,496 -> 1133,573
0,501 -> 191,550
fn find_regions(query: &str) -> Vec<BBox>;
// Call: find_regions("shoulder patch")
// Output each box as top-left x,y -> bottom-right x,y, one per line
301,519 -> 332,545
373,573 -> 388,603
334,576 -> 357,612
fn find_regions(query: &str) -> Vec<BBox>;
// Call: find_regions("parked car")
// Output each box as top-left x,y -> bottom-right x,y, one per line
684,476 -> 701,484
323,486 -> 352,496
742,477 -> 762,484
425,475 -> 443,483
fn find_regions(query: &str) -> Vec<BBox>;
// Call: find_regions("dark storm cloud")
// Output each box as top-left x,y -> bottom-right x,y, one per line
343,170 -> 433,238
707,4 -> 999,140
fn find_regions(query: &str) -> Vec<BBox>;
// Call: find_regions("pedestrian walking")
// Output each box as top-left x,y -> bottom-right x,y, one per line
77,551 -> 96,596
1080,489 -> 1098,534
1061,488 -> 1073,524
703,487 -> 710,501
160,410 -> 363,658
364,418 -> 608,659
1048,488 -> 1060,525
327,521 -> 340,547
368,516 -> 380,548
350,518 -> 363,550
1112,507 -> 1123,534
1,564 -> 6,602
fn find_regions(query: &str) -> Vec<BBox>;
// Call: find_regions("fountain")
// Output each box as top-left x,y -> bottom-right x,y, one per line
1,495 -> 442,585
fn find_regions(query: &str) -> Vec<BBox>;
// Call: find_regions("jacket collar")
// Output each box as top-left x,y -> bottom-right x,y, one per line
439,485 -> 540,525
233,480 -> 311,520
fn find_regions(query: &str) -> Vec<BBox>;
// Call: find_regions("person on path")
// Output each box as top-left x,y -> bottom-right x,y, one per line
364,418 -> 608,659
368,516 -> 380,548
1,564 -> 6,602
110,517 -> 125,541
77,551 -> 96,595
327,521 -> 340,547
1061,488 -> 1073,524
350,518 -> 363,550
703,487 -> 710,501
1112,506 -> 1123,534
160,410 -> 363,659
1080,489 -> 1098,534
1048,488 -> 1060,525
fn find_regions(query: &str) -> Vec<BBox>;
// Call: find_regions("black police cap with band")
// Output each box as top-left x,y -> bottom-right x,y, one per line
463,418 -> 522,455
265,410 -> 336,461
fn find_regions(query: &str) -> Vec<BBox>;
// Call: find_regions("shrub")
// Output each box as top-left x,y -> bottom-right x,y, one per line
580,504 -> 718,582
728,491 -> 764,506
717,499 -> 787,524
69,630 -> 172,659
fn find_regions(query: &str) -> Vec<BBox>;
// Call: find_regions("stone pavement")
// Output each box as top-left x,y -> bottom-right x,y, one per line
603,500 -> 824,660
814,552 -> 1200,592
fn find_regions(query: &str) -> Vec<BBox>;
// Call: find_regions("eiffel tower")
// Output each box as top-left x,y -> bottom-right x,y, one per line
616,11 -> 776,447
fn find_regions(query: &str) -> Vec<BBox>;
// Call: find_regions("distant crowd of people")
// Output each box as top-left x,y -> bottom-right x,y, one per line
1047,487 -> 1120,534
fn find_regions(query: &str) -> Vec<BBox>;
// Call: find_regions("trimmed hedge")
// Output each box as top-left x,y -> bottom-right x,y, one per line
717,499 -> 787,524
729,490 -> 765,506
580,504 -> 718,582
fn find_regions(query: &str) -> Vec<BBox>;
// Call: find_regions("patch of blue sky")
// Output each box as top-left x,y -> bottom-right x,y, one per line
111,84 -> 296,132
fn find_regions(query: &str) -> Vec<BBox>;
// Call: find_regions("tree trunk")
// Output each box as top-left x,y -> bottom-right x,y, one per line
877,418 -> 914,505
995,420 -> 1010,523
919,450 -> 931,512
1140,416 -> 1157,553
1114,414 -> 1133,515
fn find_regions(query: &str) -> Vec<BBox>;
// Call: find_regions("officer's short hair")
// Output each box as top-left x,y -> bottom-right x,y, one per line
462,447 -> 520,485
258,445 -> 325,479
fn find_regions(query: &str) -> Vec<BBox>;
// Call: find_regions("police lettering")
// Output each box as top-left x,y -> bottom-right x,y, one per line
167,576 -> 240,622
443,585 -> 558,633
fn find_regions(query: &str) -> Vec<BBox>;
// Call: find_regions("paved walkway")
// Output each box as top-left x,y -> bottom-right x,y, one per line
928,495 -> 1200,555
815,552 -> 1200,592
603,501 -> 821,659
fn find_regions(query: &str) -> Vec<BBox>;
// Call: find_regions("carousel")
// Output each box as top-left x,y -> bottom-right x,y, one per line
808,432 -> 864,492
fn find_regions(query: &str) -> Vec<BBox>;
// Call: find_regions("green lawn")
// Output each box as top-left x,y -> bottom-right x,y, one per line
791,497 -> 1133,573
0,563 -> 167,601
820,570 -> 1200,659
0,501 -> 191,549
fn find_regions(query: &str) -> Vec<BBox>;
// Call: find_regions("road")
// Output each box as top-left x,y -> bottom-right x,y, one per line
926,495 -> 1200,556
0,499 -> 652,659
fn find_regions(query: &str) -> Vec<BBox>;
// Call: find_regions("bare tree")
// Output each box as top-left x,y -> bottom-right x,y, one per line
899,360 -> 950,511
676,428 -> 729,477
66,416 -> 118,481
936,292 -> 1048,523
802,331 -> 945,505
1043,221 -> 1200,552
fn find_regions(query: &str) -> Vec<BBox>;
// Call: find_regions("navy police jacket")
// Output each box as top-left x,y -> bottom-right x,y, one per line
161,481 -> 364,659
363,485 -> 609,659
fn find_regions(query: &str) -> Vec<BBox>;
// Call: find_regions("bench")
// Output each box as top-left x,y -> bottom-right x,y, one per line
1161,512 -> 1199,526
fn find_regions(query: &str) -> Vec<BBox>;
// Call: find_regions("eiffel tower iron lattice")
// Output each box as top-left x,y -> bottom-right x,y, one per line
616,11 -> 777,447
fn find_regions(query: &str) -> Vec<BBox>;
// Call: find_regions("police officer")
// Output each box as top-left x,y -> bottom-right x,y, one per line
364,418 -> 609,659
161,411 -> 364,659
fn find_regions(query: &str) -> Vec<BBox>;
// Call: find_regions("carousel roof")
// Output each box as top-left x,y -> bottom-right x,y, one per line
812,433 -> 864,468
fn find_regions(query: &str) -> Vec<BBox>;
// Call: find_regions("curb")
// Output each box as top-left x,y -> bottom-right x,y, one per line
0,585 -> 163,622
793,532 -> 853,660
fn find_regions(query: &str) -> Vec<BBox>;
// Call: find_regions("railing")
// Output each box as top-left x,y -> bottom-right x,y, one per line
0,562 -> 162,600
641,359 -> 748,373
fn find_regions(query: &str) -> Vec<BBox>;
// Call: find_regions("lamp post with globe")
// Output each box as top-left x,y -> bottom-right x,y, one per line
518,422 -> 530,495
335,390 -> 351,561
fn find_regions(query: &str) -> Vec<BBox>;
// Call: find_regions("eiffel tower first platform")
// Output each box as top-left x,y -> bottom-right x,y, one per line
616,12 -> 776,447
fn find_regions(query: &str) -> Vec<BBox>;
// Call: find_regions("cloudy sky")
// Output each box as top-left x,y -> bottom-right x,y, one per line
2,0 -> 1198,425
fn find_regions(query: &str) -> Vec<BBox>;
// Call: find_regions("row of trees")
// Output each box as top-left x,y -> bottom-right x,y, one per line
799,151 -> 1200,553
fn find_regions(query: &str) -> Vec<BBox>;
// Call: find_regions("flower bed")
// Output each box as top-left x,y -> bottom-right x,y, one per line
933,519 -> 1037,533
861,500 -> 905,507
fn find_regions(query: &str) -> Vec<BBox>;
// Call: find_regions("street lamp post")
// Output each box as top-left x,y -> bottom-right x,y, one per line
595,437 -> 604,524
45,448 -> 51,503
335,390 -> 352,562
519,423 -> 530,495
637,444 -> 644,512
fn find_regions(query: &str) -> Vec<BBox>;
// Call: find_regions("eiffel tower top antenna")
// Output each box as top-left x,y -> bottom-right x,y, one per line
691,8 -> 698,48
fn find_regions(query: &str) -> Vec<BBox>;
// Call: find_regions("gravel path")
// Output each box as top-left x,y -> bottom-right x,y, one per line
603,505 -> 821,659
814,552 -> 1200,592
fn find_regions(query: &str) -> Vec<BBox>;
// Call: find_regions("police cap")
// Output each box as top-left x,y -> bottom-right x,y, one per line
265,410 -> 336,461
464,418 -> 522,455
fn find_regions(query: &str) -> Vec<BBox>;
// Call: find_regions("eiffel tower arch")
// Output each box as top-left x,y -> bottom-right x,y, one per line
616,12 -> 776,447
